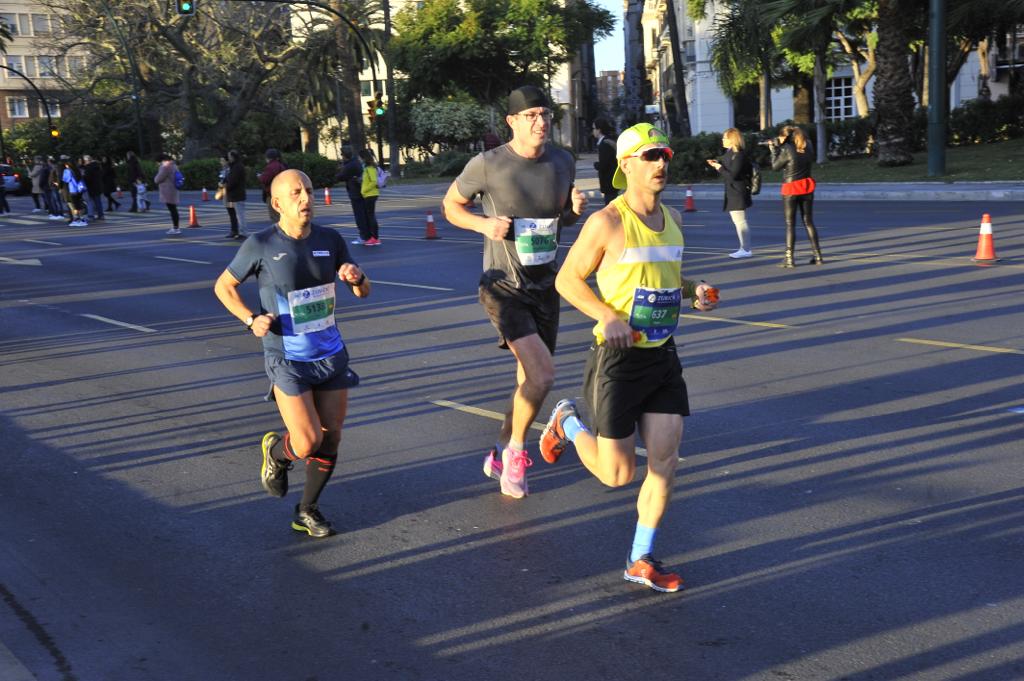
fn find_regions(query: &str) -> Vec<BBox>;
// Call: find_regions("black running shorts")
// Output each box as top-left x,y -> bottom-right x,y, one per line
478,281 -> 559,353
583,339 -> 690,439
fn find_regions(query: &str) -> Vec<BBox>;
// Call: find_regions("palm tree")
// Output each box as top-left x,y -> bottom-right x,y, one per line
707,0 -> 779,129
874,0 -> 914,166
763,0 -> 865,163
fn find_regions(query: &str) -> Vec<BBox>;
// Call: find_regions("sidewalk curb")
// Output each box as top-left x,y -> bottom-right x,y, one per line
579,186 -> 1024,202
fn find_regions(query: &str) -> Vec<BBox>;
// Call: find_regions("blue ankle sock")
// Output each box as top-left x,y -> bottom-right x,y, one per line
629,524 -> 657,564
562,415 -> 589,442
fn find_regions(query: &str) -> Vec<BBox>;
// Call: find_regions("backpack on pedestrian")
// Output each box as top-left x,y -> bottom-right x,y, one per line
174,169 -> 185,190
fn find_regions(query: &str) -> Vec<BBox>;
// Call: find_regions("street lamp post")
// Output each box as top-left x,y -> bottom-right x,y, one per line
927,0 -> 946,177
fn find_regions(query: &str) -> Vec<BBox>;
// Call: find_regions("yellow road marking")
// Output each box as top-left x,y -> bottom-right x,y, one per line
896,338 -> 1023,355
685,314 -> 792,329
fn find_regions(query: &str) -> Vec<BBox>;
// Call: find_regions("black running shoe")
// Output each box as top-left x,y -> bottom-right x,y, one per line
260,431 -> 291,498
291,504 -> 333,538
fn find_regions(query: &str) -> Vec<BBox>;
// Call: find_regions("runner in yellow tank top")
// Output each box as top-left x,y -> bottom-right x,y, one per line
594,194 -> 685,348
539,123 -> 719,593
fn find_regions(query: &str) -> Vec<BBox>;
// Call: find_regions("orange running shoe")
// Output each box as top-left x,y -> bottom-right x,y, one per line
539,398 -> 577,464
624,555 -> 684,593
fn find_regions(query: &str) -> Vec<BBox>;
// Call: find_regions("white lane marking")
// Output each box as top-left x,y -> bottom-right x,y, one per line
23,238 -> 62,245
430,399 -> 651,459
80,314 -> 158,333
373,279 -> 454,291
0,256 -> 42,266
155,255 -> 212,265
0,640 -> 36,681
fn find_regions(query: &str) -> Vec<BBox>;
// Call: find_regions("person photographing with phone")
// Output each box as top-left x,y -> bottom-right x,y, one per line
768,125 -> 824,268
706,127 -> 755,258
539,123 -> 718,593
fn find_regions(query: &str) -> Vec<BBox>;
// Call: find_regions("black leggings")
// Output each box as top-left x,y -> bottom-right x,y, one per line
782,193 -> 821,253
364,196 -> 379,240
167,203 -> 179,228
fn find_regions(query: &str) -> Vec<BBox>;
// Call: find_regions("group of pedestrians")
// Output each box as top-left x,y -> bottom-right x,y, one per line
211,84 -> 717,595
23,154 -> 124,227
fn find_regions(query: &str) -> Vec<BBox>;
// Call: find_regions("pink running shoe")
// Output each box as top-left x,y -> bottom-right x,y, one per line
499,447 -> 532,499
482,447 -> 502,481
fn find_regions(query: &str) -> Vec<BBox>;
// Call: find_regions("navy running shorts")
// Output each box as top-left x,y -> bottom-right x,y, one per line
264,347 -> 360,399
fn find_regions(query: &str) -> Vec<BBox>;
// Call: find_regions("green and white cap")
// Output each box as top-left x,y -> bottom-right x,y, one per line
612,123 -> 672,189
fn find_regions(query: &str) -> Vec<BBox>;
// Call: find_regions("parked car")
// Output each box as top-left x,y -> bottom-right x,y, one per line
0,164 -> 23,194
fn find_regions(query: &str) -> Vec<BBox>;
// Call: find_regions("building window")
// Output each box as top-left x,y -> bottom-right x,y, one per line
0,13 -> 18,35
42,100 -> 61,118
22,56 -> 37,78
31,14 -> 51,36
825,76 -> 855,120
5,55 -> 23,77
67,56 -> 85,77
7,97 -> 30,118
37,56 -> 59,78
359,80 -> 383,97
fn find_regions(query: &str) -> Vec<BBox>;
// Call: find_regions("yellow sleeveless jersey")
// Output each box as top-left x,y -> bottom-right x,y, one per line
594,195 -> 684,348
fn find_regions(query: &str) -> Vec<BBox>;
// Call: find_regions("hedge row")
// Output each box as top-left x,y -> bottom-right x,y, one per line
666,93 -> 1024,184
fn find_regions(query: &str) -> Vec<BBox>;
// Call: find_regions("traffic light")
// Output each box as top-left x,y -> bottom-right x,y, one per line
176,0 -> 196,15
373,94 -> 385,117
49,125 -> 60,139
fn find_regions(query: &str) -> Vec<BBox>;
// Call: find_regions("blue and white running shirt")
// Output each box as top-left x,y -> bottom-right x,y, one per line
227,223 -> 357,361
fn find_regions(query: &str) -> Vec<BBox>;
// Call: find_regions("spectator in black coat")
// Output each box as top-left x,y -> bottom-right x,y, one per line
335,145 -> 369,244
82,155 -> 105,220
101,156 -> 121,211
592,117 -> 618,206
125,151 -> 144,212
706,128 -> 753,258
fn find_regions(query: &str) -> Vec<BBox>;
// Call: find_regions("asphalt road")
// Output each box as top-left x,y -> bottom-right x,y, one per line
1,185 -> 1022,681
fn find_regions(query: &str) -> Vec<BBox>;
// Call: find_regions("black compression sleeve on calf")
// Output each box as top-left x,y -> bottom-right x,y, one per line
300,450 -> 337,509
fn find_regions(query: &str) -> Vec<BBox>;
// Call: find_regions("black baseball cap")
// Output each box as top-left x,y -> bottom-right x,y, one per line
507,86 -> 551,115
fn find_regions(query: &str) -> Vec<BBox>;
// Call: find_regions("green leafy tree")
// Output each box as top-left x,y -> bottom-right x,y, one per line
409,97 -> 490,153
391,0 -> 613,104
39,0 -> 312,160
705,0 -> 780,128
762,0 -> 866,163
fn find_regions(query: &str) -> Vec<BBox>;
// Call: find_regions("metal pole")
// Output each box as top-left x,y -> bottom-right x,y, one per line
927,0 -> 946,176
383,0 -> 399,175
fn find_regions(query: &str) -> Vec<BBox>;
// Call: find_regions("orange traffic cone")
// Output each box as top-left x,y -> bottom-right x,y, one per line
684,186 -> 697,212
424,211 -> 440,239
187,204 -> 201,228
971,213 -> 998,264
201,187 -> 209,201
324,187 -> 332,206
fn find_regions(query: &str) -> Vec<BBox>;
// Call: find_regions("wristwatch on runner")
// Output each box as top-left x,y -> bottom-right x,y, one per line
244,314 -> 256,329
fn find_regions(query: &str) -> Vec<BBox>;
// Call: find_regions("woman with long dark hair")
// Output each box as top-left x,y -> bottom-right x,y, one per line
770,125 -> 823,268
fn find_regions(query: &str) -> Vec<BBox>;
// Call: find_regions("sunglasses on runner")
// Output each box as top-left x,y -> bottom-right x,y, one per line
630,147 -> 673,163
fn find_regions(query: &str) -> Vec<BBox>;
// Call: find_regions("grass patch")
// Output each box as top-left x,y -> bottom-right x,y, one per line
755,138 -> 1024,183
